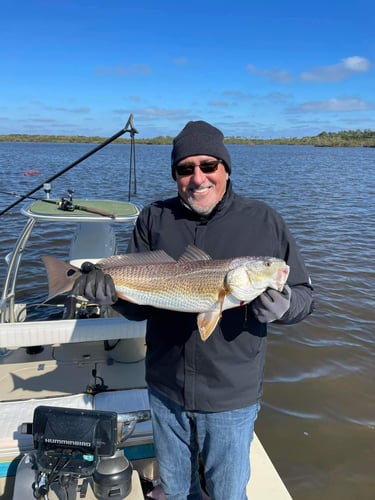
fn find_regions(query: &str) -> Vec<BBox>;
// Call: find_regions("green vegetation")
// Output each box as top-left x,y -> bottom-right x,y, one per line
0,129 -> 374,147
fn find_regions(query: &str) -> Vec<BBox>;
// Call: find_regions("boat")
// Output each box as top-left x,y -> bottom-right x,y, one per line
24,169 -> 41,176
0,119 -> 292,499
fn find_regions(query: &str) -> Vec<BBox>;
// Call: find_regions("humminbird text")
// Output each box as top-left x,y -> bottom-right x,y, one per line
45,438 -> 92,447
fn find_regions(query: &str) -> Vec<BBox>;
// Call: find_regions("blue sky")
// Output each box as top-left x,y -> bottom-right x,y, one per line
1,0 -> 374,139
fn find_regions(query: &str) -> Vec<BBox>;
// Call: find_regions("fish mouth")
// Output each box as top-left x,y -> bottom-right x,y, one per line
275,265 -> 290,290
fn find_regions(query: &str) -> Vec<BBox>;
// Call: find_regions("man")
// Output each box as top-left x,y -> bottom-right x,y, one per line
74,121 -> 313,499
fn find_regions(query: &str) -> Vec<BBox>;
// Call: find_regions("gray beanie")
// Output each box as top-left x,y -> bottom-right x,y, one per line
171,120 -> 232,179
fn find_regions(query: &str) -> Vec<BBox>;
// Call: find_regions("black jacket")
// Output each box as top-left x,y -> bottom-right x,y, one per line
118,182 -> 313,411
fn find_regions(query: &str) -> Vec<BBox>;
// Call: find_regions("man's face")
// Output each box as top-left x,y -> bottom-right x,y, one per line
175,155 -> 229,215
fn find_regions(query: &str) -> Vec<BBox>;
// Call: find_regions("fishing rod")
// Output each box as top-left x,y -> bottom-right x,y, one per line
0,189 -> 117,218
0,114 -> 139,217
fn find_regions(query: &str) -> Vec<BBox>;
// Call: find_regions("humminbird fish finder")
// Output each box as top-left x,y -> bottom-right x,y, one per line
32,405 -> 118,475
17,405 -> 137,498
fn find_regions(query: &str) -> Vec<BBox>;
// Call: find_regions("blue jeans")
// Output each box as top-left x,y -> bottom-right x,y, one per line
149,388 -> 260,500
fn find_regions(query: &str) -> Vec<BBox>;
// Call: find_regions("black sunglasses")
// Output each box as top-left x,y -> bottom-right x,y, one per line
174,159 -> 222,177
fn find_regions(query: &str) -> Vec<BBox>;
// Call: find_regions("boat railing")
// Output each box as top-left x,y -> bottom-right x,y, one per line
0,316 -> 147,349
1,218 -> 36,323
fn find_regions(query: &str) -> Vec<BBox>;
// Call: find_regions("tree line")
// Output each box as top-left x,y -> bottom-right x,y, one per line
0,129 -> 374,147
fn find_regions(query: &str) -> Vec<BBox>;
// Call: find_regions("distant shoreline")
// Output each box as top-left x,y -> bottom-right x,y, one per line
0,130 -> 374,148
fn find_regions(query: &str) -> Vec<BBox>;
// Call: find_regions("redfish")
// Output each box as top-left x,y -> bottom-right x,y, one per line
42,246 -> 289,341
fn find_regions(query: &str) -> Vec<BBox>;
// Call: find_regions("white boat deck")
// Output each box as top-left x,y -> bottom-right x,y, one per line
0,319 -> 291,499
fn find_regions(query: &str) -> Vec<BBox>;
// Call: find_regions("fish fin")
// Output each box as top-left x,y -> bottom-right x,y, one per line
197,311 -> 221,341
98,250 -> 176,268
42,256 -> 81,300
218,288 -> 227,313
197,288 -> 227,341
178,245 -> 212,263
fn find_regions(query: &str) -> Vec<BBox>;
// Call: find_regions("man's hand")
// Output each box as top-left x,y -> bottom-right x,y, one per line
250,285 -> 291,323
72,262 -> 117,306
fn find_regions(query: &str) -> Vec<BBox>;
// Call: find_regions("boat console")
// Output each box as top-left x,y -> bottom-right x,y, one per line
0,198 -> 141,324
14,405 -> 151,499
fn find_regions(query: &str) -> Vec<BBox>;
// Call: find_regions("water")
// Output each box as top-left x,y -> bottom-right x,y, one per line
0,142 -> 374,499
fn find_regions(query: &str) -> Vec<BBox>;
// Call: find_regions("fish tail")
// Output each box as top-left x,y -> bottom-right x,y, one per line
42,256 -> 81,300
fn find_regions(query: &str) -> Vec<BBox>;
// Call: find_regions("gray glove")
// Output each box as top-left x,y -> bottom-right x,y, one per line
250,285 -> 291,323
72,262 -> 117,306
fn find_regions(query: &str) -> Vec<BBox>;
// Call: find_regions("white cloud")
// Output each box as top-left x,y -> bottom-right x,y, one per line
343,56 -> 370,72
288,97 -> 374,113
247,64 -> 293,83
300,56 -> 371,82
208,100 -> 228,107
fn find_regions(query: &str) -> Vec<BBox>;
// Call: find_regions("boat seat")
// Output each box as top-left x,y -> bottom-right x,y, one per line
0,393 -> 93,456
94,389 -> 153,446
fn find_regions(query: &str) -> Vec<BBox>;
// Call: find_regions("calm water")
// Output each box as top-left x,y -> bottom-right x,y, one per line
0,142 -> 374,499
